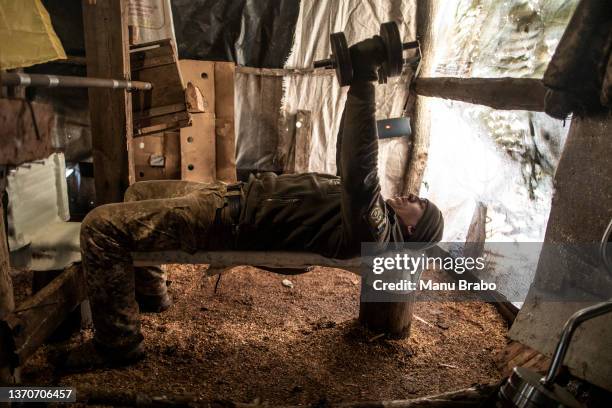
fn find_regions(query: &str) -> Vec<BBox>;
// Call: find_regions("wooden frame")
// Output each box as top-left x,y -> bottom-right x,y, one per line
1,265 -> 87,367
131,39 -> 190,137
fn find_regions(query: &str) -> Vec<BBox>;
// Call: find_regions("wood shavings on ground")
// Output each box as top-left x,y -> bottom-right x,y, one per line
19,265 -> 508,405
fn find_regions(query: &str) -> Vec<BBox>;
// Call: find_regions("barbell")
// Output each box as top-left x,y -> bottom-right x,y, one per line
313,21 -> 420,86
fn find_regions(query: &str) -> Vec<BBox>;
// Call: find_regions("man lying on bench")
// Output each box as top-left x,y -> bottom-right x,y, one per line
60,37 -> 444,369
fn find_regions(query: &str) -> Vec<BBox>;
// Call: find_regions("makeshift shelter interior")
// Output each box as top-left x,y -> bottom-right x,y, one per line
1,0 -> 612,407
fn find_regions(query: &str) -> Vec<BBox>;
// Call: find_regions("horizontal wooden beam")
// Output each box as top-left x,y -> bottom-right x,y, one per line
132,250 -> 362,273
0,99 -> 55,166
1,265 -> 87,366
76,383 -> 498,407
414,77 -> 546,111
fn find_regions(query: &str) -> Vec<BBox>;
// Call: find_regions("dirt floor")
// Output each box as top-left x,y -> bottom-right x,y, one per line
15,265 -> 509,405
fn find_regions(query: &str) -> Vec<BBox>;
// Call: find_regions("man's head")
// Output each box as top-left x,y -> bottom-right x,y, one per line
387,194 -> 444,244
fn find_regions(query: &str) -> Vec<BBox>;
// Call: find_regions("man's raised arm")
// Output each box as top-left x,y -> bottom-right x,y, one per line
339,80 -> 390,249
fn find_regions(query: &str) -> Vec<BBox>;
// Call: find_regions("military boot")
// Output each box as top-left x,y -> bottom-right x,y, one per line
53,339 -> 145,372
135,266 -> 172,313
136,292 -> 172,313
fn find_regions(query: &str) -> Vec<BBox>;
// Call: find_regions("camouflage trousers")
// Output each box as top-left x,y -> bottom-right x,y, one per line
80,180 -> 238,351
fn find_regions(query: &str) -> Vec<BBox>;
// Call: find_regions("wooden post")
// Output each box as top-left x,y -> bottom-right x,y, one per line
0,192 -> 16,385
358,292 -> 417,339
82,0 -> 133,204
402,0 -> 435,196
358,0 -> 436,339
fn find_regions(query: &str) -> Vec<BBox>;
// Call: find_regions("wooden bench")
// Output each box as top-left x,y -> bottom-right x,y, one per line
133,250 -> 416,338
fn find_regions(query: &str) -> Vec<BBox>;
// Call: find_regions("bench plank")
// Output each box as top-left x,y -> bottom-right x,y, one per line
132,251 -> 362,273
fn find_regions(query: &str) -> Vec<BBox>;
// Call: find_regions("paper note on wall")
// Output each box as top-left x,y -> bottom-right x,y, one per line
0,0 -> 66,70
128,0 -> 176,45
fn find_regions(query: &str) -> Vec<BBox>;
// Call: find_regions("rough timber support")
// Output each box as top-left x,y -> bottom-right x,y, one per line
414,77 -> 547,111
359,0 -> 436,339
0,195 -> 16,385
82,0 -> 133,203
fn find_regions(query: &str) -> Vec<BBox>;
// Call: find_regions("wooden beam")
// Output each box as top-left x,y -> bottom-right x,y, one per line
286,110 -> 312,173
358,293 -> 417,339
0,189 -> 14,321
366,1 -> 435,337
0,99 -> 54,166
321,383 -> 498,407
496,341 -> 550,379
0,194 -> 17,384
131,39 -> 189,137
82,0 -> 133,204
76,382 -> 498,407
132,250 -> 361,272
214,62 -> 237,183
402,0 -> 435,196
1,265 -> 87,366
414,77 -> 547,112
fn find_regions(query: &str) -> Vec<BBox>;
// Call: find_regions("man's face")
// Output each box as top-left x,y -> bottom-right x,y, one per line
386,194 -> 427,236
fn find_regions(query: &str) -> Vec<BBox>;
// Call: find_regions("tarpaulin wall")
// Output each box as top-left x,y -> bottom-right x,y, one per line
170,0 -> 300,67
281,0 -> 417,198
39,0 -> 414,197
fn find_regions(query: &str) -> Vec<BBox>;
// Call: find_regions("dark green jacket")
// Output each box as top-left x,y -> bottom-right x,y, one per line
237,82 -> 405,258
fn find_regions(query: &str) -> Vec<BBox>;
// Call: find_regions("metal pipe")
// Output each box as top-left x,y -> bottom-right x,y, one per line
402,41 -> 420,50
541,298 -> 612,387
0,72 -> 152,91
313,58 -> 333,69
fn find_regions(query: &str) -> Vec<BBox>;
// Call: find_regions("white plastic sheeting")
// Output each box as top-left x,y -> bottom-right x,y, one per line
281,0 -> 417,198
424,101 -> 569,243
423,0 -> 577,241
433,0 -> 578,78
421,0 -> 576,304
6,153 -> 81,271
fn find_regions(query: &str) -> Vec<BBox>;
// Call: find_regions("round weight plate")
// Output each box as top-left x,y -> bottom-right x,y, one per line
330,32 -> 352,86
380,22 -> 403,78
499,367 -> 582,408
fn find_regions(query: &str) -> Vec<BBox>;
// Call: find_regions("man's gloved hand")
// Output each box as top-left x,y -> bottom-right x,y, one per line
349,36 -> 386,82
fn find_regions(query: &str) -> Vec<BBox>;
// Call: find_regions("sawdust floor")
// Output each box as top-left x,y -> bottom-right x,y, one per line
18,265 -> 509,404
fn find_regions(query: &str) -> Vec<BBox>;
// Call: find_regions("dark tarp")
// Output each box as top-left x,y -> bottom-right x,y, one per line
543,0 -> 612,118
42,0 -> 85,56
41,0 -> 300,68
170,0 -> 300,68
